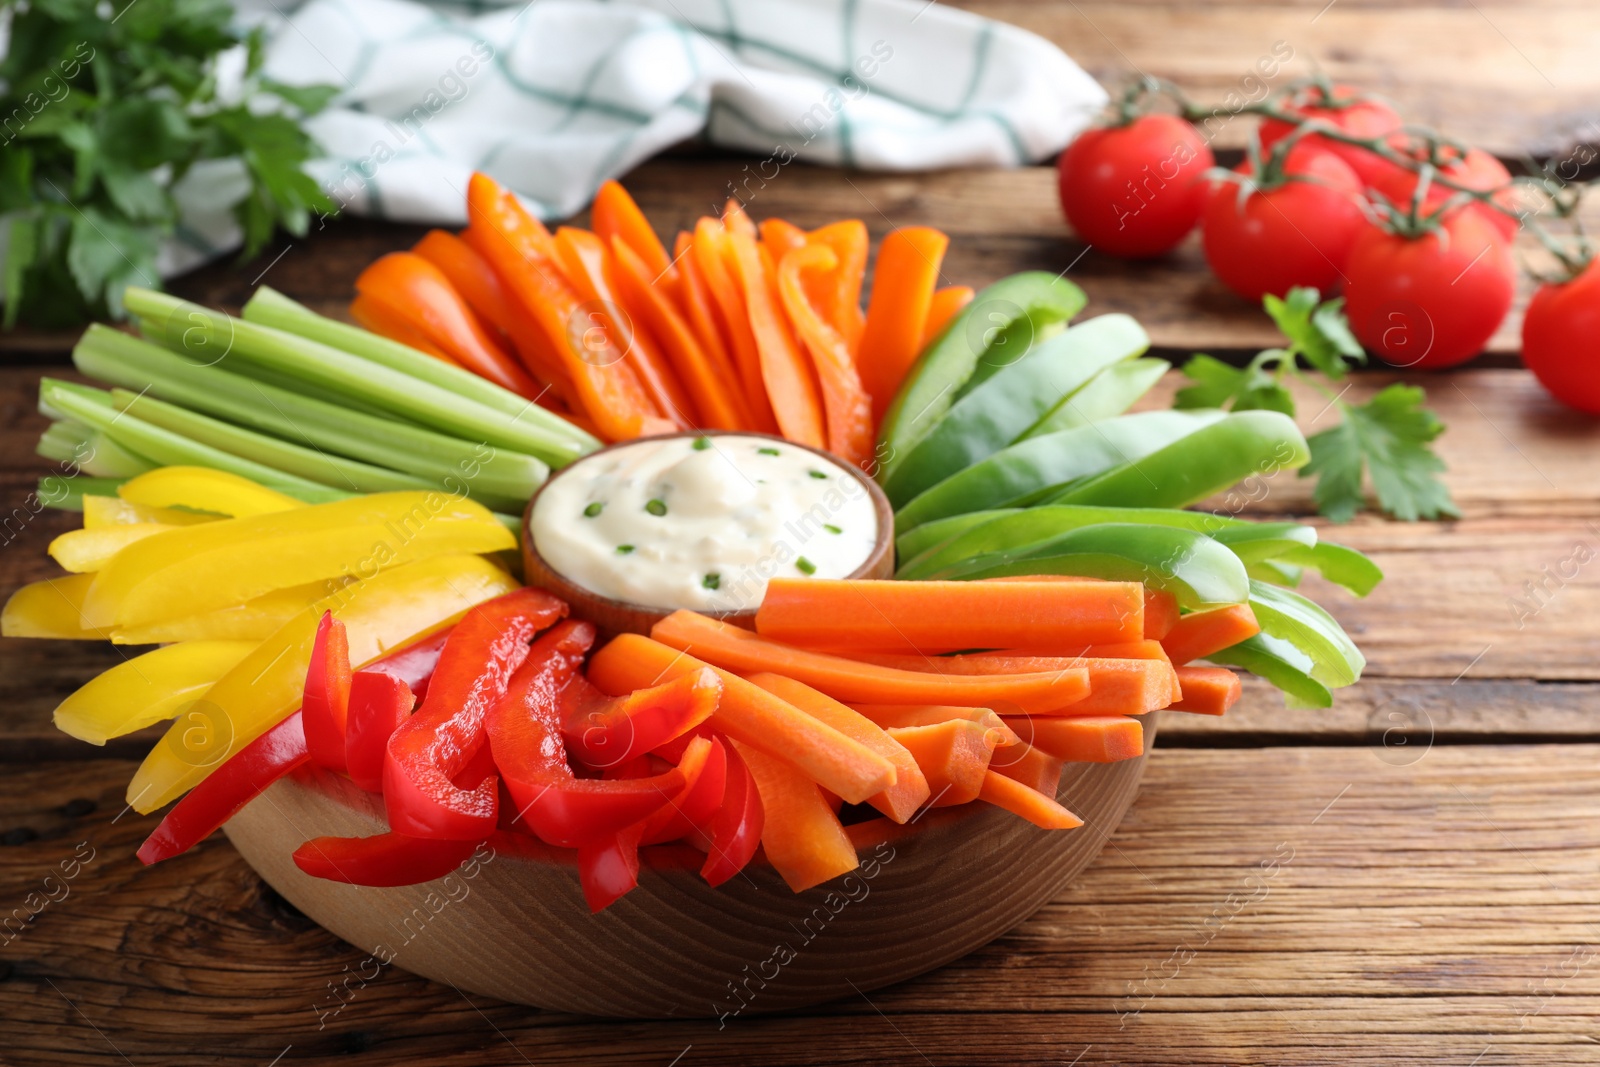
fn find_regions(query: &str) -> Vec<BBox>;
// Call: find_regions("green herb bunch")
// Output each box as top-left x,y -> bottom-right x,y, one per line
0,0 -> 337,327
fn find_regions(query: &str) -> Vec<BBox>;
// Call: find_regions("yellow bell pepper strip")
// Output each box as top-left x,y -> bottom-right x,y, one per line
127,553 -> 519,812
82,495 -> 220,528
109,578 -> 351,645
1,574 -> 111,640
384,588 -> 568,839
118,466 -> 303,518
81,489 -> 515,630
301,612 -> 353,774
48,523 -> 176,573
54,640 -> 257,746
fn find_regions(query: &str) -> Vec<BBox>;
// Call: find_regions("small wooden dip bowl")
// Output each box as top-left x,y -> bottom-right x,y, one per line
520,430 -> 896,636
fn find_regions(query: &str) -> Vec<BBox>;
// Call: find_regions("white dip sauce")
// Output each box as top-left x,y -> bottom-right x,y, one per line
532,435 -> 878,611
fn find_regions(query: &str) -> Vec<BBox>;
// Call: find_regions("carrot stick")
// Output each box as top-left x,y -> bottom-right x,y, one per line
849,705 -> 1018,741
845,653 -> 1176,716
807,220 -> 868,351
590,180 -> 675,291
673,231 -> 750,424
885,720 -> 998,805
754,578 -> 1145,654
586,634 -> 896,804
348,293 -> 456,363
858,226 -> 949,421
554,226 -> 692,427
355,252 -> 542,398
776,243 -> 873,465
465,173 -> 670,441
999,715 -> 1144,763
1170,666 -> 1242,716
1161,604 -> 1261,665
760,218 -> 809,260
730,739 -> 858,892
990,740 -> 1063,795
984,575 -> 1176,642
693,219 -> 777,431
611,237 -> 748,430
979,640 -> 1171,662
978,771 -> 1083,829
748,673 -> 929,824
920,285 -> 974,350
727,229 -> 825,447
651,610 -> 1090,715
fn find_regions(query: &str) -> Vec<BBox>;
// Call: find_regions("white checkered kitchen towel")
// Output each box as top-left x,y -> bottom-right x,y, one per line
161,0 -> 1106,272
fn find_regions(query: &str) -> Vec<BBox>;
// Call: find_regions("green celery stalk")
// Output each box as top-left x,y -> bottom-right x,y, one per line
37,476 -> 128,511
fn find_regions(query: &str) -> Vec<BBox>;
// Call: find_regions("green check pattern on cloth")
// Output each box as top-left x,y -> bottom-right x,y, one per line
161,0 -> 1105,273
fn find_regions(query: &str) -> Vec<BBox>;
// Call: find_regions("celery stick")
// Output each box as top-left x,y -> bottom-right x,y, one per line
126,289 -> 592,468
74,326 -> 543,509
38,476 -> 127,511
37,418 -> 158,477
109,389 -> 437,496
39,379 -> 340,497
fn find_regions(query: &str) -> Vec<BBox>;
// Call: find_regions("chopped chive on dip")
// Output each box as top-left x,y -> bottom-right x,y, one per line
616,544 -> 635,555
692,436 -> 711,451
703,573 -> 721,590
824,524 -> 842,535
645,498 -> 667,516
583,502 -> 603,518
757,447 -> 780,456
795,556 -> 816,575
808,469 -> 827,479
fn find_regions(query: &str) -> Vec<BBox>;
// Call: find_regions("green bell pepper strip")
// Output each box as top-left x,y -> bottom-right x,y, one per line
1208,633 -> 1334,709
1245,579 -> 1365,688
922,523 -> 1251,610
881,314 -> 1149,508
1279,542 -> 1384,597
894,509 -> 1021,569
1044,410 -> 1311,511
1247,559 -> 1303,587
894,410 -> 1225,533
876,272 -> 1086,489
1022,358 -> 1171,438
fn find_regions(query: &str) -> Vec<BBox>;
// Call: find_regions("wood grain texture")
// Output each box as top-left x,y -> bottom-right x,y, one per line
4,746 -> 1596,1065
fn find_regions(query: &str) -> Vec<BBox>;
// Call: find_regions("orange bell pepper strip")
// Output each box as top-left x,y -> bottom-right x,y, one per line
776,243 -> 874,465
728,229 -> 825,447
978,771 -> 1083,829
356,252 -> 543,399
673,230 -> 751,425
1161,604 -> 1261,665
554,226 -> 693,427
611,236 -> 749,430
806,220 -> 868,350
722,197 -> 757,239
731,738 -> 858,893
349,293 -> 455,363
747,673 -> 929,824
760,218 -> 809,260
858,226 -> 950,421
464,172 -> 669,440
921,285 -> 974,350
885,719 -> 998,806
590,179 -> 676,291
692,218 -> 777,431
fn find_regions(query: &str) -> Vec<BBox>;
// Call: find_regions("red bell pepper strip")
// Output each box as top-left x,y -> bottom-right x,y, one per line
577,822 -> 645,912
344,671 -> 415,793
136,710 -> 310,865
487,621 -> 686,848
359,628 -> 450,700
561,668 -> 721,771
383,588 -> 567,840
301,611 -> 352,775
700,741 -> 764,887
639,735 -> 726,845
292,832 -> 481,887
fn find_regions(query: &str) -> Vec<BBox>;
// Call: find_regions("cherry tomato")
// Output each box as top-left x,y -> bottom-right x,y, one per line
1201,144 -> 1365,302
1368,141 -> 1518,241
1343,209 -> 1515,370
1057,114 -> 1215,258
1522,258 -> 1600,414
1259,83 -> 1403,186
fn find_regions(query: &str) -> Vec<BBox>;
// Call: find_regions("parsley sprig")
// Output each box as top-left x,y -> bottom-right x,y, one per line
0,0 -> 337,328
1175,287 -> 1458,523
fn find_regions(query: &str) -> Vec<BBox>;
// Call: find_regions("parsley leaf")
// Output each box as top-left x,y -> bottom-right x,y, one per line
1304,384 -> 1459,522
1175,352 -> 1297,416
1263,287 -> 1365,379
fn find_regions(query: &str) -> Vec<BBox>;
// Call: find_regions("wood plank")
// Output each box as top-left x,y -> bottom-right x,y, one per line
3,747 -> 1596,1064
952,1 -> 1600,157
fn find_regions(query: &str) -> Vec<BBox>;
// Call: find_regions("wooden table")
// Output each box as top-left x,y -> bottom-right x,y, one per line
4,3 -> 1599,1063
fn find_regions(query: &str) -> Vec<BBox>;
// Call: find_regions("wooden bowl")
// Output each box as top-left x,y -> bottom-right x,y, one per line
521,430 -> 896,637
224,717 -> 1154,1018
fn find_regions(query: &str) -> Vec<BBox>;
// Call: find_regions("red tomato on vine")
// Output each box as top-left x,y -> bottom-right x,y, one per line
1522,258 -> 1600,413
1369,141 -> 1518,241
1201,144 -> 1366,302
1057,114 -> 1215,258
1258,83 -> 1403,186
1343,209 -> 1516,370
